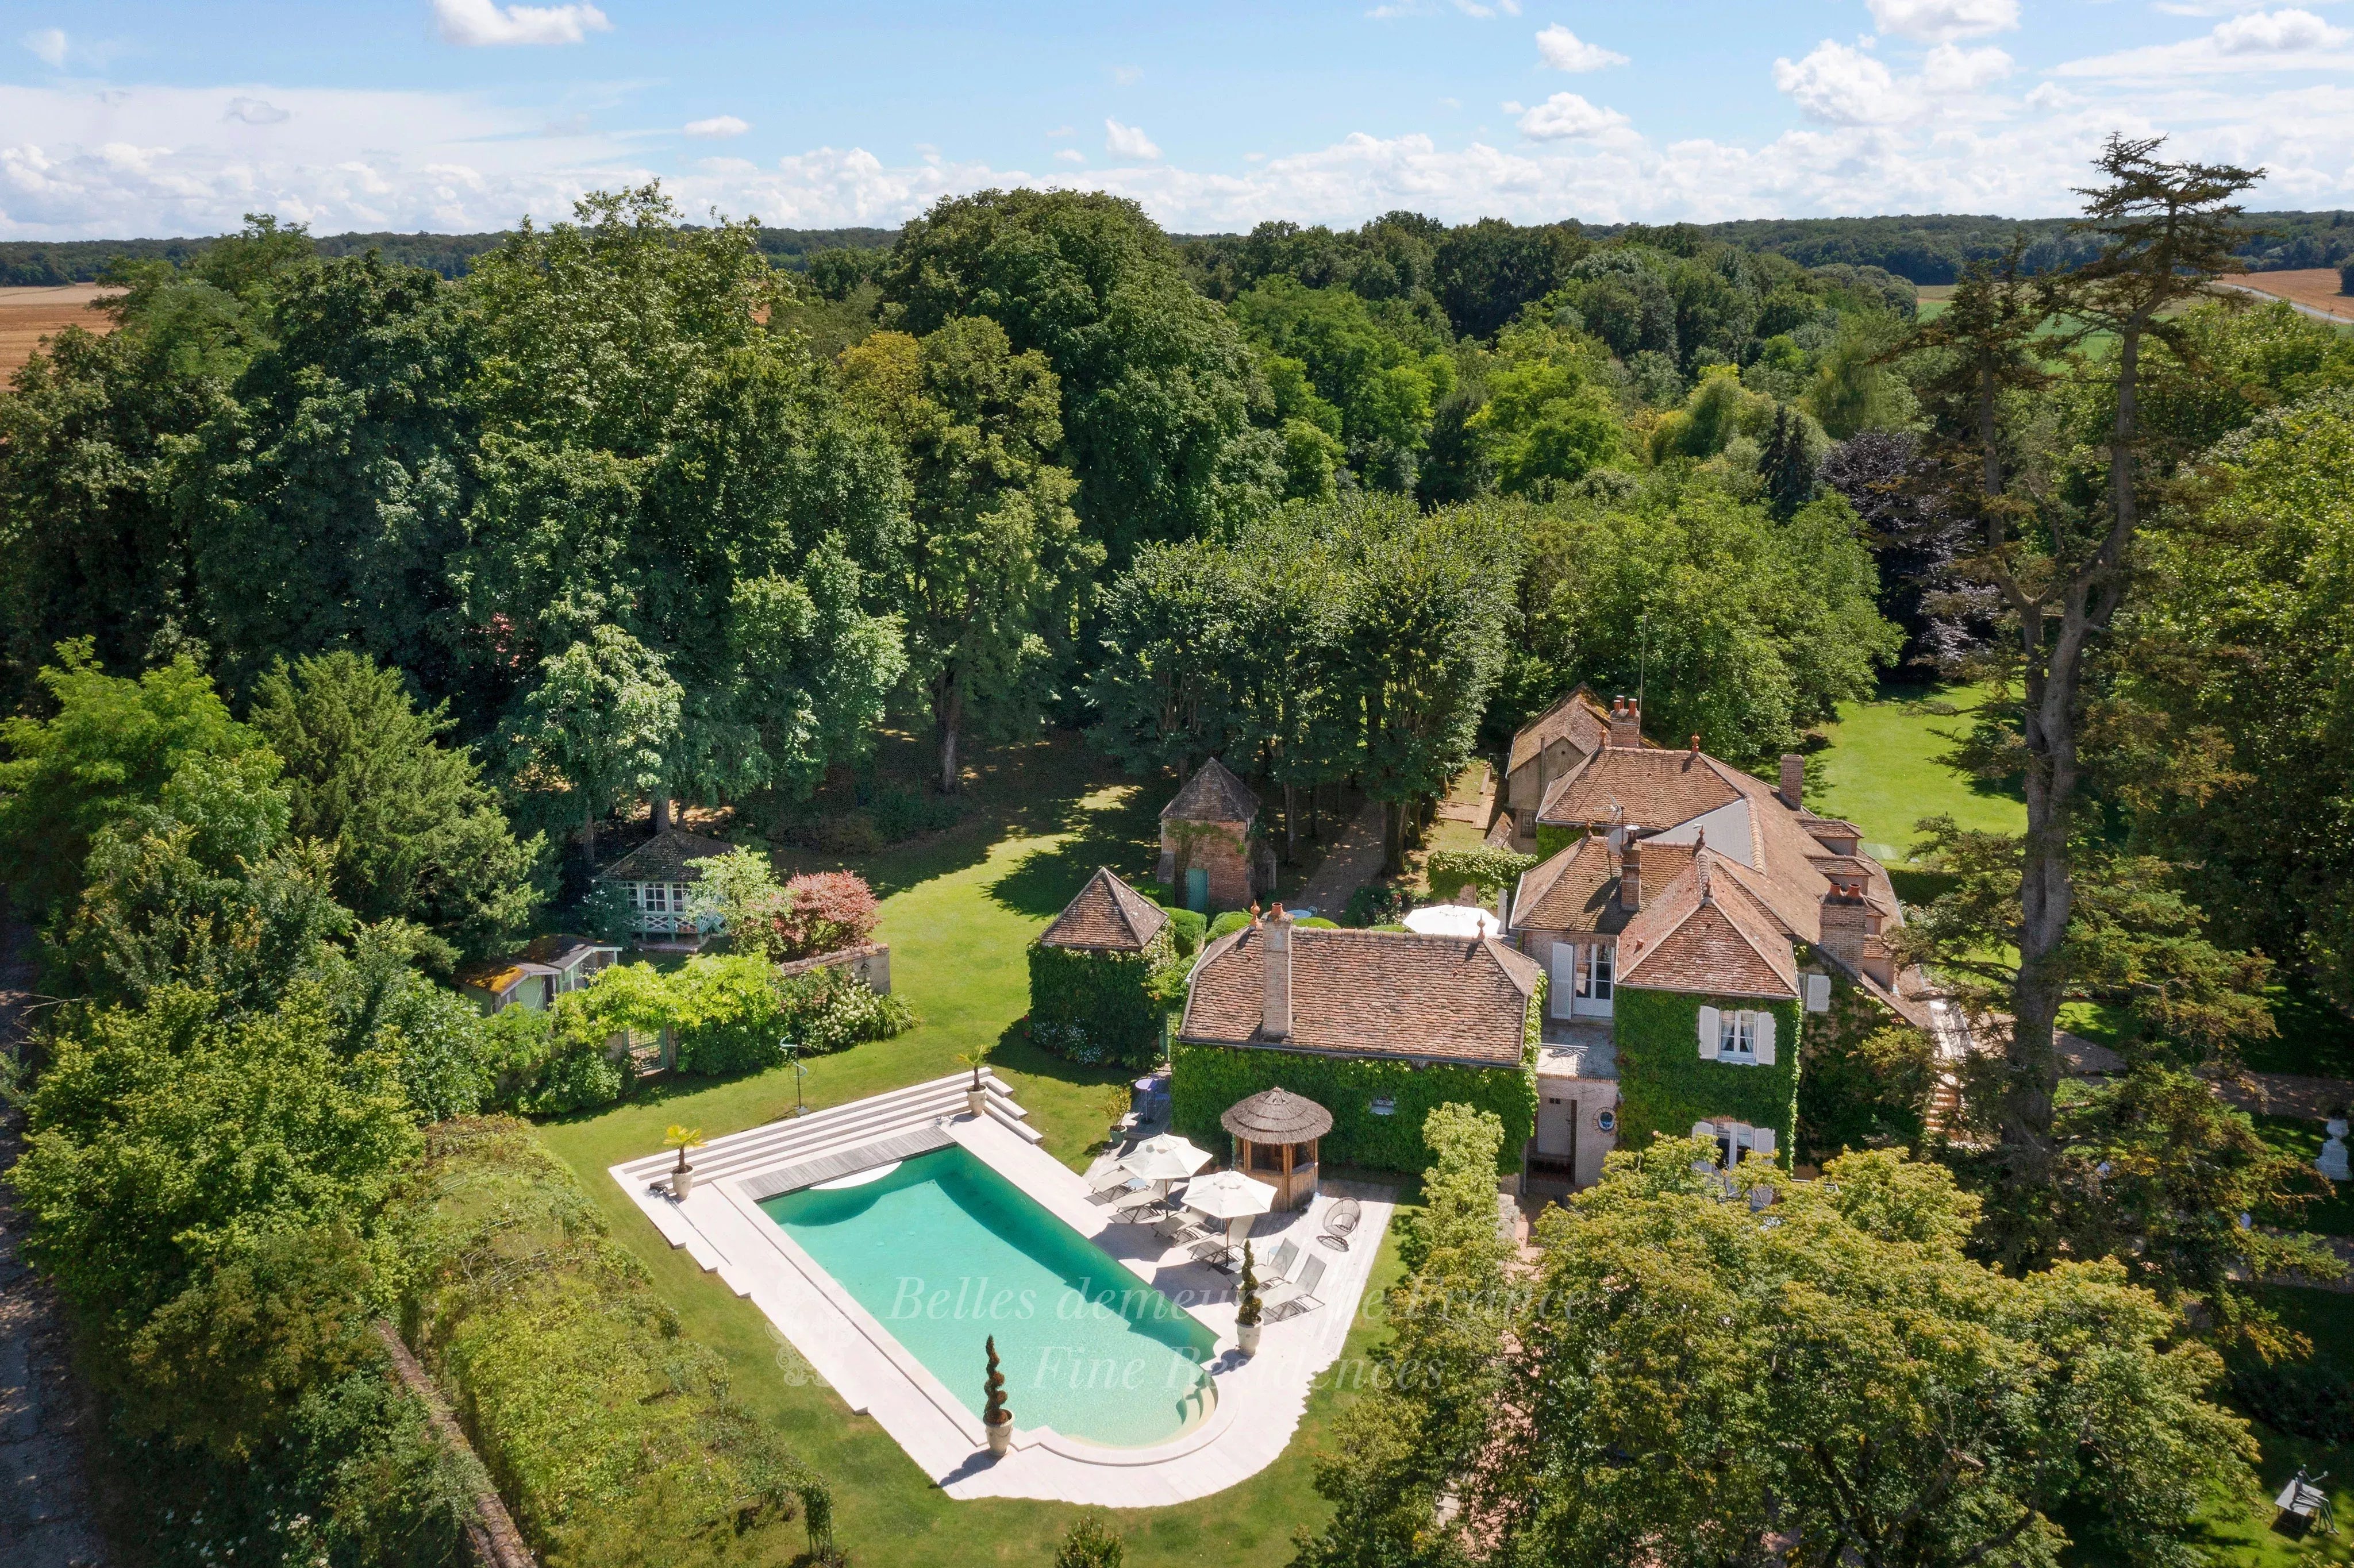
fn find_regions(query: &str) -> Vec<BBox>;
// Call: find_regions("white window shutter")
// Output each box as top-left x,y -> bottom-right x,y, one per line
1691,1121 -> 1716,1142
1806,973 -> 1831,1012
1750,1127 -> 1776,1157
1698,1005 -> 1721,1060
1756,1011 -> 1777,1066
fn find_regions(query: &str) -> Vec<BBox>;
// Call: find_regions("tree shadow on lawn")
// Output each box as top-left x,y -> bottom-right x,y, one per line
775,730 -> 1164,901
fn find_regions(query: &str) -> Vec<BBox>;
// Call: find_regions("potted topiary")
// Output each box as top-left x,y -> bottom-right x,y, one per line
1235,1240 -> 1263,1356
982,1334 -> 1013,1456
957,1048 -> 991,1119
664,1124 -> 707,1199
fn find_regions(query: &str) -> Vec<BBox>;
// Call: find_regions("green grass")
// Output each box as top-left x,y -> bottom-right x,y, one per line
2190,1289 -> 2354,1567
530,732 -> 1406,1563
2254,1116 -> 2354,1236
1809,681 -> 2025,867
2247,984 -> 2354,1081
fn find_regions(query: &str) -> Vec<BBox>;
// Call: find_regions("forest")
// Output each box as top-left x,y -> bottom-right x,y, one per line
3,132 -> 2353,1567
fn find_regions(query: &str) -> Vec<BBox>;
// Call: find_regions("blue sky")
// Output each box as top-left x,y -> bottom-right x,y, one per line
4,1 -> 2351,239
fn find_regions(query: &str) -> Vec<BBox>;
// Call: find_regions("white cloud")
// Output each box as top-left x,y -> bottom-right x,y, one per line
1774,37 -> 2012,123
1105,118 -> 1161,159
224,97 -> 291,125
1534,24 -> 1628,72
1864,0 -> 2020,43
1055,148 -> 1085,164
20,28 -> 66,68
1047,125 -> 1074,137
1921,41 -> 2015,91
2215,6 -> 2344,48
2057,6 -> 2353,75
432,0 -> 611,48
1438,95 -> 1460,109
683,115 -> 749,138
1111,64 -> 1143,85
1515,91 -> 1632,140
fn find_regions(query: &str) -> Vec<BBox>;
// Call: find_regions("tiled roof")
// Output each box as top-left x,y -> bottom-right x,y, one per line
1038,868 -> 1170,951
457,933 -> 613,992
1536,746 -> 1747,833
1617,852 -> 1801,1000
1180,925 -> 1539,1067
1161,756 -> 1260,823
1509,834 -> 1630,935
522,933 -> 614,968
601,827 -> 740,883
1507,685 -> 1617,775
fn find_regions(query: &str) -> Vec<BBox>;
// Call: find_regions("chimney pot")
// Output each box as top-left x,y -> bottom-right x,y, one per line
1779,753 -> 1805,810
1608,697 -> 1643,749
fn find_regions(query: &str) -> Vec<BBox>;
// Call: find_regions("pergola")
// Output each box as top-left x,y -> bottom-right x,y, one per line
1220,1087 -> 1334,1212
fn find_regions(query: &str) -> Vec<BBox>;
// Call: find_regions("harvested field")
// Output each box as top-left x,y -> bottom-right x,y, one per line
2223,267 -> 2354,323
0,284 -> 120,384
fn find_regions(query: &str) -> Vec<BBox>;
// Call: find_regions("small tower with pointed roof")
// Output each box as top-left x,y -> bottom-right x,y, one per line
1029,868 -> 1183,1068
1156,757 -> 1261,912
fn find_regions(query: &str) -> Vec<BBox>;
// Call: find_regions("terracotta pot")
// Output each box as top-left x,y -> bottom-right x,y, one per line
967,1088 -> 990,1119
1237,1320 -> 1262,1357
672,1166 -> 695,1199
985,1415 -> 1013,1457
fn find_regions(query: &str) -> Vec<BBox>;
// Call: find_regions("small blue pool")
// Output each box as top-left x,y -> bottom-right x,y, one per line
758,1146 -> 1218,1448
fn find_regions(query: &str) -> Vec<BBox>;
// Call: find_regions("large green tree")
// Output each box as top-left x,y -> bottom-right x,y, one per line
838,318 -> 1097,792
879,187 -> 1284,564
456,186 -> 906,814
9,981 -> 420,1457
250,650 -> 541,966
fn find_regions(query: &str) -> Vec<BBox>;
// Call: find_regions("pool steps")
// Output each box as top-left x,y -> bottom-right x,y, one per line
613,1070 -> 1038,1277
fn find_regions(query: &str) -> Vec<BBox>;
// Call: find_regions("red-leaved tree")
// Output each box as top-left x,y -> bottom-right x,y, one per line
771,872 -> 879,960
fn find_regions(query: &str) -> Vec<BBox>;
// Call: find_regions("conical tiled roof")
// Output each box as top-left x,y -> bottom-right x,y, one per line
1037,868 -> 1170,952
1160,756 -> 1259,823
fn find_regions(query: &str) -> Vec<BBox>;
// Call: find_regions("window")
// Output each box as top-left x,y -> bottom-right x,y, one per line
1589,943 -> 1613,1000
670,884 -> 690,918
1719,1010 -> 1758,1061
1370,1096 -> 1397,1117
643,883 -> 666,913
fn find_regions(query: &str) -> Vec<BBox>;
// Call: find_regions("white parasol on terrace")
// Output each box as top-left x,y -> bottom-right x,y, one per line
1120,1132 -> 1214,1184
1402,903 -> 1502,938
1180,1169 -> 1278,1268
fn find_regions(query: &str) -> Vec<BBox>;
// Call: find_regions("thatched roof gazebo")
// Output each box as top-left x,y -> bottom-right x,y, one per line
1220,1087 -> 1333,1212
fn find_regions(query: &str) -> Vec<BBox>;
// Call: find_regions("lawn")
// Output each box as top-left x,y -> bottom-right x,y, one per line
1808,681 -> 2025,868
530,731 -> 1403,1563
2189,1288 -> 2354,1567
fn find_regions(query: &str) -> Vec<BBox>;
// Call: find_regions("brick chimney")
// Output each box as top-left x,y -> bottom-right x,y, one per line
1818,880 -> 1868,971
1608,696 -> 1643,749
1779,753 -> 1805,810
1620,837 -> 1643,912
1262,904 -> 1294,1041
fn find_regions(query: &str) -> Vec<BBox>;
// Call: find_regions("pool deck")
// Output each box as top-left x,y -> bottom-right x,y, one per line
610,1074 -> 1394,1505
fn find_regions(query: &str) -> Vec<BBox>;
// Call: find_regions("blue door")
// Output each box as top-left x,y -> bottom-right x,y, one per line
1185,866 -> 1209,912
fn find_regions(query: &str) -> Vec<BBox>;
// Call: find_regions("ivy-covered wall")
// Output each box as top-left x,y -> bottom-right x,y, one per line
1171,978 -> 1540,1176
1028,927 -> 1180,1070
1534,823 -> 1583,860
1611,984 -> 1801,1166
1170,1042 -> 1537,1176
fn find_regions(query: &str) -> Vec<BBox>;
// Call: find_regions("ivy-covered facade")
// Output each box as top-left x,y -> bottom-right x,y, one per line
1028,868 -> 1182,1069
1172,908 -> 1543,1177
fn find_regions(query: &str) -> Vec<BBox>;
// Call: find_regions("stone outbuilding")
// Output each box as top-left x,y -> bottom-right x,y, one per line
1156,757 -> 1262,912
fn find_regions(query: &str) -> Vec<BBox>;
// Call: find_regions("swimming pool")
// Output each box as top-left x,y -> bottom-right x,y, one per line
757,1146 -> 1219,1448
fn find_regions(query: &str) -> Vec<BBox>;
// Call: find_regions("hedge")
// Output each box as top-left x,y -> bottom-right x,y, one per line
1028,927 -> 1180,1070
394,1119 -> 833,1564
1611,985 -> 1801,1165
1424,846 -> 1538,901
1171,976 -> 1540,1177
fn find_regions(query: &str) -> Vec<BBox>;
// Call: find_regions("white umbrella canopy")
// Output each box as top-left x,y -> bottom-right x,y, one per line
1180,1170 -> 1277,1222
1120,1133 -> 1214,1183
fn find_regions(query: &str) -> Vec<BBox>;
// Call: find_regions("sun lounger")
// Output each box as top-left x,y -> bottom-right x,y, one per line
1108,1187 -> 1164,1220
1154,1212 -> 1210,1247
1087,1169 -> 1142,1204
1260,1254 -> 1328,1320
1318,1196 -> 1362,1250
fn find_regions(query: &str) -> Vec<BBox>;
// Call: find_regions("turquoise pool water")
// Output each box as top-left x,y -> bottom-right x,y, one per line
758,1147 -> 1218,1448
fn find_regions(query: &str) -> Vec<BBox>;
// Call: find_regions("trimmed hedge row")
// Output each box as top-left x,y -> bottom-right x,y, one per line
486,955 -> 914,1115
1029,927 -> 1180,1070
394,1118 -> 833,1565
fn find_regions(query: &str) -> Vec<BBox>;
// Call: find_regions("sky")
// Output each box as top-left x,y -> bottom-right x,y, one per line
3,1 -> 2351,240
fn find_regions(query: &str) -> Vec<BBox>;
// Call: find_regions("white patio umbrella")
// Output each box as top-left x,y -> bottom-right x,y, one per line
1119,1133 -> 1214,1184
1180,1170 -> 1277,1269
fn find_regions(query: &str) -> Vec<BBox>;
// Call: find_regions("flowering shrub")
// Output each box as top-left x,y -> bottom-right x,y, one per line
778,965 -> 914,1054
689,851 -> 879,963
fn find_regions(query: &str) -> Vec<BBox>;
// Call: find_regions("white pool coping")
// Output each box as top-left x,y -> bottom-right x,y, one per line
611,1086 -> 1393,1505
